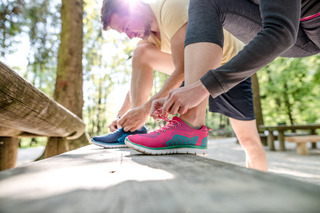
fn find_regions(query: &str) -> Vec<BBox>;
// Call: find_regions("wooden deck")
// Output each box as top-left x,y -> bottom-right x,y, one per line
1,145 -> 320,212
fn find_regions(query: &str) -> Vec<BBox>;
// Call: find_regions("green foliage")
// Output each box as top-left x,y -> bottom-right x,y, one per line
1,0 -> 60,96
0,0 -> 25,56
25,0 -> 61,97
83,0 -> 137,136
19,137 -> 47,148
259,55 -> 320,125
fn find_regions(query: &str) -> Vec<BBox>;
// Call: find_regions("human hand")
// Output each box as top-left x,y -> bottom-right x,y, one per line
108,118 -> 121,132
118,105 -> 149,132
162,80 -> 210,115
150,97 -> 168,120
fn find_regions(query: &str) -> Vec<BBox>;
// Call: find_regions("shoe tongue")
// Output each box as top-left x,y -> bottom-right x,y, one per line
171,116 -> 191,128
172,116 -> 183,122
172,116 -> 206,130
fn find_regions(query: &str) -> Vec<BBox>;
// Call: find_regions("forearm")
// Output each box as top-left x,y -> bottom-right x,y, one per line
201,0 -> 301,98
144,68 -> 185,110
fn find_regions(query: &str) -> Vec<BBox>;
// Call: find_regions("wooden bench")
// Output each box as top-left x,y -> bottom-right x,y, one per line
285,135 -> 320,155
0,61 -> 86,170
259,124 -> 320,151
1,145 -> 320,212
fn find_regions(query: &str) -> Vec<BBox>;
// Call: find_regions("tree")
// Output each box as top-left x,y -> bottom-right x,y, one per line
0,0 -> 24,57
251,73 -> 264,127
25,0 -> 60,96
44,0 -> 89,157
259,55 -> 320,126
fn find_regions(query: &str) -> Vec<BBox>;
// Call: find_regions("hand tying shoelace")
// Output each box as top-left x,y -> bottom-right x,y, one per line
153,109 -> 181,134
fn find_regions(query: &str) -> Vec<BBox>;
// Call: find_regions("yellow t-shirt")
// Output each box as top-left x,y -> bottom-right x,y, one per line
141,0 -> 244,65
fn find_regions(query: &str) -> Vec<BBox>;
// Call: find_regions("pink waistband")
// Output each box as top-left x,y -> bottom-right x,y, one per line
300,12 -> 320,21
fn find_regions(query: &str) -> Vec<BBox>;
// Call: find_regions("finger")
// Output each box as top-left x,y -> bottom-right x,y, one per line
178,105 -> 188,115
121,118 -> 137,132
129,126 -> 138,132
118,116 -> 126,126
150,112 -> 159,120
109,125 -> 117,132
150,99 -> 164,115
123,125 -> 131,132
150,103 -> 158,115
109,121 -> 117,131
162,96 -> 175,115
168,101 -> 181,115
124,123 -> 138,132
161,91 -> 174,112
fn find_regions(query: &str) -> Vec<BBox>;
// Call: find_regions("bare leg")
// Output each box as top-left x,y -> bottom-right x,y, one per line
131,43 -> 174,108
180,43 -> 267,171
229,118 -> 268,172
180,43 -> 223,127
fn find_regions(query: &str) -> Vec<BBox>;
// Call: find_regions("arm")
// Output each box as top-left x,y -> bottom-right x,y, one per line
200,0 -> 301,98
118,24 -> 187,131
143,24 -> 187,112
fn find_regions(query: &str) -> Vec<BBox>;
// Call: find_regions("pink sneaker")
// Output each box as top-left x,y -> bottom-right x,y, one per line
125,116 -> 210,155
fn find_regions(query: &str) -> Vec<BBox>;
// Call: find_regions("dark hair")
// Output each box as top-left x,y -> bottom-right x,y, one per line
100,0 -> 129,30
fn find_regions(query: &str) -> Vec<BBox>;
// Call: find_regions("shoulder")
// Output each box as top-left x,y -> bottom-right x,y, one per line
160,0 -> 189,18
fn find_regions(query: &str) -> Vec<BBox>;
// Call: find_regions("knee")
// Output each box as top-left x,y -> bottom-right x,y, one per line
237,134 -> 261,149
132,43 -> 157,66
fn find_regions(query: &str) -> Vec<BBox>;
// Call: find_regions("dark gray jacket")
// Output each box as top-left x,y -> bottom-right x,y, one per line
201,0 -> 320,99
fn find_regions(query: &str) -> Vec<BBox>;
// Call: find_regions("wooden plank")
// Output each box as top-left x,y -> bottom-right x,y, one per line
267,131 -> 275,151
0,126 -> 23,136
259,124 -> 320,131
0,61 -> 85,139
0,137 -> 19,170
285,135 -> 320,143
285,135 -> 320,155
0,145 -> 320,213
278,130 -> 286,151
0,126 -> 46,137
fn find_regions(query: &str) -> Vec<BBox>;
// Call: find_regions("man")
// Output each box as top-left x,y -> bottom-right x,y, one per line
95,0 -> 268,171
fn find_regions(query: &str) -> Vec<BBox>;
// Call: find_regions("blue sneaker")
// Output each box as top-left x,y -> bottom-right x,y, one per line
91,126 -> 147,148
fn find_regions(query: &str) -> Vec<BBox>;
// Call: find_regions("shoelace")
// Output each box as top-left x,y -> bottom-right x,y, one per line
154,109 -> 181,134
153,109 -> 212,134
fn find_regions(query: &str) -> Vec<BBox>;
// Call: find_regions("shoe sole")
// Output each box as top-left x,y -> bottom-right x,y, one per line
125,138 -> 207,155
91,140 -> 127,149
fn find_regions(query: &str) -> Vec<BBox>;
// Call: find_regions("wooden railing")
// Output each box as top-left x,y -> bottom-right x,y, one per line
0,61 -> 85,170
259,124 -> 320,151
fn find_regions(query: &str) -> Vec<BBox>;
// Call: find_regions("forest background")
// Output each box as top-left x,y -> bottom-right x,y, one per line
1,0 -> 320,148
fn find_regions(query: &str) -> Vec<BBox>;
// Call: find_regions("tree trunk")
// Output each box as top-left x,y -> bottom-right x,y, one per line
54,0 -> 84,120
46,0 -> 88,157
284,83 -> 295,125
96,78 -> 103,134
251,73 -> 264,128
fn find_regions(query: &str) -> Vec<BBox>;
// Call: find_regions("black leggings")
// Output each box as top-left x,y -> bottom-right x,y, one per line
185,0 -> 320,98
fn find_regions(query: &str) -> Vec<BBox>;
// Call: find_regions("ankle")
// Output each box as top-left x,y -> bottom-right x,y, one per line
179,112 -> 206,128
180,118 -> 202,130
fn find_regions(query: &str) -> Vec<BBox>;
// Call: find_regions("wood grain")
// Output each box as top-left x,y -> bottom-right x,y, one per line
0,61 -> 85,139
0,137 -> 18,170
285,135 -> 320,143
0,145 -> 319,213
285,135 -> 320,155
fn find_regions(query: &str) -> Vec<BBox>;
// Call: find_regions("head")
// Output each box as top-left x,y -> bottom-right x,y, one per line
101,0 -> 153,40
